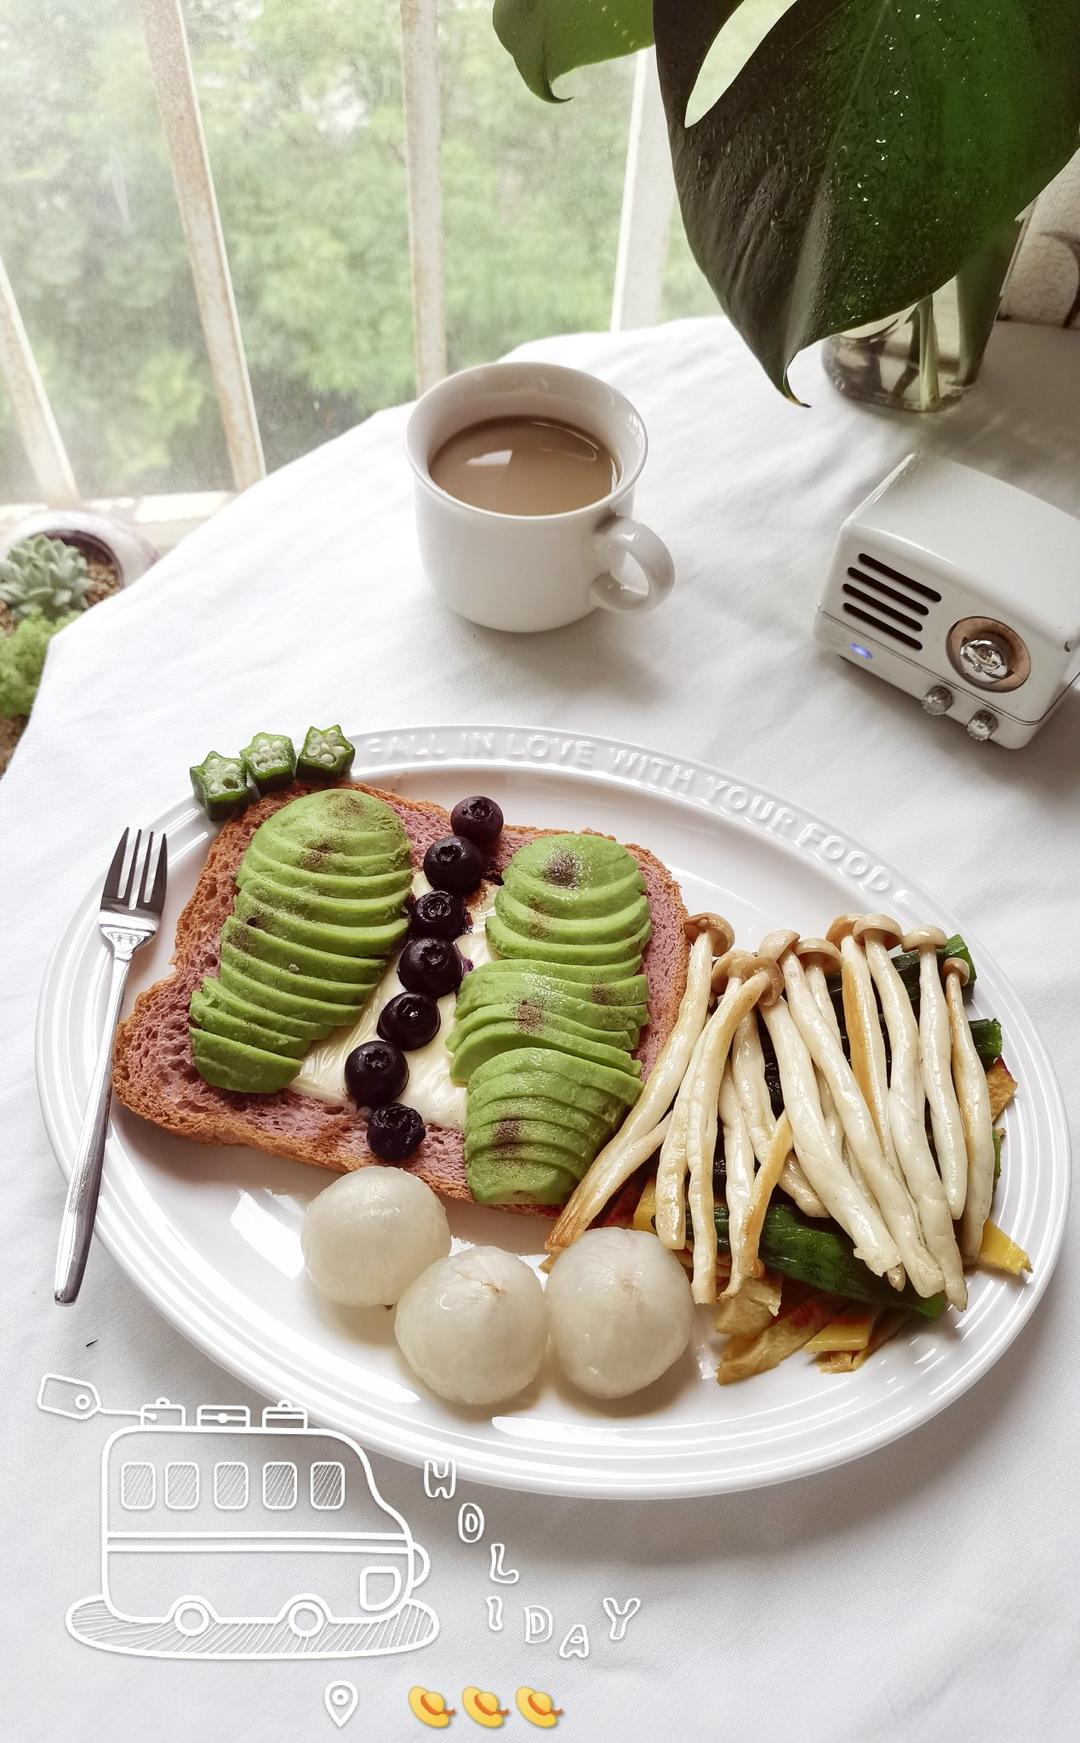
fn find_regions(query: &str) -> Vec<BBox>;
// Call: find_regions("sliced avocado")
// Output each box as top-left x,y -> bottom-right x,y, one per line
507,832 -> 637,890
464,1151 -> 579,1207
190,787 -> 416,1096
216,941 -> 378,1010
241,843 -> 413,900
222,917 -> 385,991
454,972 -> 641,1039
503,862 -> 644,919
256,791 -> 411,871
464,1093 -> 611,1148
494,884 -> 650,945
467,1044 -> 643,1107
189,988 -> 310,1059
189,1027 -> 299,1092
257,786 -> 408,848
447,1002 -> 635,1058
449,983 -> 637,1045
233,889 -> 408,959
460,958 -> 650,1005
218,954 -> 361,1027
449,1021 -> 642,1087
245,834 -> 412,878
467,1060 -> 624,1126
235,868 -> 409,929
195,975 -> 328,1041
466,1115 -> 592,1171
486,911 -> 648,971
219,941 -> 375,1013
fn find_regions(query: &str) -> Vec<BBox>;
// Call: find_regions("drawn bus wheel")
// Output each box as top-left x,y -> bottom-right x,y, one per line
171,1599 -> 213,1638
286,1598 -> 329,1639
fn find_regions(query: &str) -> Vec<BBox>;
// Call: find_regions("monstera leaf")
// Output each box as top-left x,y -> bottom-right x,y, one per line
495,0 -> 1080,396
493,0 -> 653,100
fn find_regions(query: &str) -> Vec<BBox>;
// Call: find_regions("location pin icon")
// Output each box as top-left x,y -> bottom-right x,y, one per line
324,1681 -> 359,1729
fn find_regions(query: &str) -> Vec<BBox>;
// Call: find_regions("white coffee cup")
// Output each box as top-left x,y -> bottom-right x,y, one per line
405,360 -> 675,632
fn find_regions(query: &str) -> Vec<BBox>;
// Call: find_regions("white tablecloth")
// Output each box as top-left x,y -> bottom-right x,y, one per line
3,318 -> 1078,1742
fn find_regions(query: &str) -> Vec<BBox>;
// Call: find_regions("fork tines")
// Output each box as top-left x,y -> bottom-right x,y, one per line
102,829 -> 168,915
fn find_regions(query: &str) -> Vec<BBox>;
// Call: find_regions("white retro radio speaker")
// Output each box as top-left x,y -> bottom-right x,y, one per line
815,453 -> 1080,748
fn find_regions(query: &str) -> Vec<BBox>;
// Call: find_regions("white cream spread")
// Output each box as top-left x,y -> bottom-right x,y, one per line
291,873 -> 494,1126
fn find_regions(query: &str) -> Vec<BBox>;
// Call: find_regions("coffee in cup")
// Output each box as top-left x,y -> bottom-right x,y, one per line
405,361 -> 674,633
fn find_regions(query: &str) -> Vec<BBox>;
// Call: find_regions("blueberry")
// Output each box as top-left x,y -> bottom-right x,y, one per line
344,1040 -> 408,1107
423,833 -> 485,896
367,1102 -> 425,1161
410,888 -> 467,940
377,991 -> 441,1050
398,936 -> 463,998
450,794 -> 504,847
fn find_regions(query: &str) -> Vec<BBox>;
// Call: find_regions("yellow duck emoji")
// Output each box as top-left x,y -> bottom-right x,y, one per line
516,1688 -> 562,1728
409,1688 -> 454,1728
461,1687 -> 509,1728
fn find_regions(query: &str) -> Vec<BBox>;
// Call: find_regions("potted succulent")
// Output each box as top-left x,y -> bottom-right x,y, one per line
493,0 -> 1080,410
0,507 -> 157,600
0,518 -> 155,772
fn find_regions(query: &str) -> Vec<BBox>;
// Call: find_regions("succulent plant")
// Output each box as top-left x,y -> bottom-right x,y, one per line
0,534 -> 92,622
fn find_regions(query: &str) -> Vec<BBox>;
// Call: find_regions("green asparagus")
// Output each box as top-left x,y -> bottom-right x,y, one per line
714,1200 -> 947,1319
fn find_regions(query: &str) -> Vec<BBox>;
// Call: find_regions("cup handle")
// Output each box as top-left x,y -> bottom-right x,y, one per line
589,515 -> 675,615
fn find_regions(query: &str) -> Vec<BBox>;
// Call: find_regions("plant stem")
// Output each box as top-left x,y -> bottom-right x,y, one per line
916,297 -> 941,411
955,218 -> 1024,384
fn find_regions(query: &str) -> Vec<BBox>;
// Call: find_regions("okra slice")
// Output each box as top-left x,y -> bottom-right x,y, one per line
190,751 -> 251,821
297,724 -> 355,780
241,731 -> 297,795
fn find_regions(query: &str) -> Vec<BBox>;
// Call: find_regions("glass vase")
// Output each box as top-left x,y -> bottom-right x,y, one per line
822,218 -> 1027,412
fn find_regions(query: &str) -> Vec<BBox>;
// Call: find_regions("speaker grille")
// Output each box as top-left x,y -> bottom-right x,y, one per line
840,550 -> 941,650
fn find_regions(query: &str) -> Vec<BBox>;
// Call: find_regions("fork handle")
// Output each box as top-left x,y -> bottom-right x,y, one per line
54,945 -> 133,1304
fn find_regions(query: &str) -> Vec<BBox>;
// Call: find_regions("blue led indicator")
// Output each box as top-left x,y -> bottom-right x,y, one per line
849,643 -> 873,660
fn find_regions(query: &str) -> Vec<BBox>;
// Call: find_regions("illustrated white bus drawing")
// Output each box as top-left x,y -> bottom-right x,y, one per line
60,1397 -> 438,1660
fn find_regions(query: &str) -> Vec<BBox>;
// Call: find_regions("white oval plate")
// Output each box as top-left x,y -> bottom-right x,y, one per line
38,726 -> 1068,1498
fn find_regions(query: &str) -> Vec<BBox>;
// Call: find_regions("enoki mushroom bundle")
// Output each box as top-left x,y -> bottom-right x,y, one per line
547,908 -> 1000,1315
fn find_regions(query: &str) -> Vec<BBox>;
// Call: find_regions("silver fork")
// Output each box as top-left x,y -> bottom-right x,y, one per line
54,828 -> 168,1304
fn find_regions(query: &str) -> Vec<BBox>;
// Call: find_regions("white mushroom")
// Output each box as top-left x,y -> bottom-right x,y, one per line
776,928 -> 940,1298
652,916 -> 737,1251
943,957 -> 998,1259
731,1007 -> 826,1217
684,951 -> 784,1303
757,932 -> 846,1195
654,1024 -> 710,1250
758,994 -> 902,1280
854,917 -> 967,1309
686,911 -> 736,959
788,939 -> 850,1199
717,1061 -> 759,1297
793,938 -> 844,1031
903,926 -> 968,1220
547,929 -> 714,1253
827,914 -> 893,1160
743,1110 -> 795,1262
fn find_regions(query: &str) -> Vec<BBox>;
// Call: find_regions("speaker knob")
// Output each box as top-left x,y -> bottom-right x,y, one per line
922,684 -> 953,717
966,709 -> 998,743
959,633 -> 1012,683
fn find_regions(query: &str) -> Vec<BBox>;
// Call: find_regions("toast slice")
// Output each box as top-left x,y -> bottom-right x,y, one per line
112,781 -> 690,1215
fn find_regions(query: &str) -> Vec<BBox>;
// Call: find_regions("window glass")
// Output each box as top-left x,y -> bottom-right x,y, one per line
263,1462 -> 297,1510
0,0 -> 227,499
165,1462 -> 199,1510
120,1461 -> 155,1510
1,3 -> 702,502
311,1461 -> 345,1510
213,1461 -> 248,1510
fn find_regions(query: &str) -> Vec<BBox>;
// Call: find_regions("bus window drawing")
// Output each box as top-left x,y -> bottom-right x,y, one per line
52,1393 -> 439,1661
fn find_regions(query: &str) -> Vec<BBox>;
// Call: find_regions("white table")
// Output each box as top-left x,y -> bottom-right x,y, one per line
3,318 -> 1078,1742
